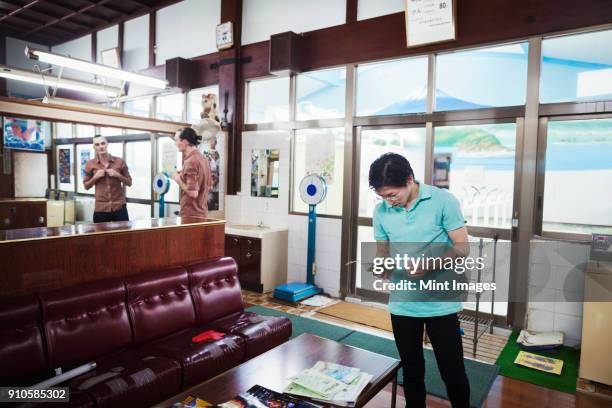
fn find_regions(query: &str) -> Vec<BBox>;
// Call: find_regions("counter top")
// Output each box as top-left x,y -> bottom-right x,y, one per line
0,198 -> 48,203
1,217 -> 225,243
225,224 -> 288,239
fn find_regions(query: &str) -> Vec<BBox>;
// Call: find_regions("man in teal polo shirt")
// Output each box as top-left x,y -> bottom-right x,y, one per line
369,152 -> 470,408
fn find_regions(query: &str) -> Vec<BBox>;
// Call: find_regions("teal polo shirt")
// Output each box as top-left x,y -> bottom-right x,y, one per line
373,182 -> 466,317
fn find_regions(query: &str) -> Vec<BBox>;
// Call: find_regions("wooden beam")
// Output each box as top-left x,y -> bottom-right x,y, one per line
0,96 -> 188,134
22,0 -> 114,37
149,10 -> 156,67
118,21 -> 124,68
346,0 -> 357,23
220,0 -> 243,195
91,30 -> 97,62
0,0 -> 40,24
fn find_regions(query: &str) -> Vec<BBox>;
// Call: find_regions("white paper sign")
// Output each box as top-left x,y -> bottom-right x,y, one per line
405,0 -> 455,47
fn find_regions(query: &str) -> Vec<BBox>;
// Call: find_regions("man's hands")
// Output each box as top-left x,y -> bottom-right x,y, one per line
106,169 -> 121,178
93,169 -> 106,180
171,171 -> 182,183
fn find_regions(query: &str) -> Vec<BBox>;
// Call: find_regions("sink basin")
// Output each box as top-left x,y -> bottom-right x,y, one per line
227,224 -> 270,230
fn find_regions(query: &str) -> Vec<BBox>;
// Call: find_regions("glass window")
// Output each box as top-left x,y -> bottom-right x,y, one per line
433,123 -> 517,228
156,93 -> 184,122
125,140 -> 151,199
543,118 -> 612,234
356,56 -> 428,116
296,67 -> 346,120
107,142 -> 123,158
358,127 -> 426,217
75,124 -> 95,139
246,76 -> 290,123
56,144 -> 74,191
76,144 -> 95,194
187,85 -> 220,124
292,128 -> 344,216
126,203 -> 152,220
435,43 -> 529,110
541,29 -> 612,104
55,122 -> 73,139
157,135 -> 182,203
99,127 -> 123,137
124,97 -> 151,118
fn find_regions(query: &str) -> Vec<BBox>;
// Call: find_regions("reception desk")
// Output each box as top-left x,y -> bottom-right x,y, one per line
0,217 -> 225,298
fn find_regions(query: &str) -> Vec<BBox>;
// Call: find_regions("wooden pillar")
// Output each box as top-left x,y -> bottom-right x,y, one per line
149,11 -> 156,68
219,0 -> 243,195
346,0 -> 358,23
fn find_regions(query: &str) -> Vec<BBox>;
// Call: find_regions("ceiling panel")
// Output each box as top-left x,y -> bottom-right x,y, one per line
0,0 -> 182,47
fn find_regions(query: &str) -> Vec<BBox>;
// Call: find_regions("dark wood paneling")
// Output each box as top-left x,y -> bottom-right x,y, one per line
192,53 -> 221,87
0,200 -> 46,230
346,0 -> 358,24
0,222 -> 225,298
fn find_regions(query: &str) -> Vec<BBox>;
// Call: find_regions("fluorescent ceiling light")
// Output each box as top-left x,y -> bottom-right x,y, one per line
26,46 -> 168,89
0,65 -> 122,97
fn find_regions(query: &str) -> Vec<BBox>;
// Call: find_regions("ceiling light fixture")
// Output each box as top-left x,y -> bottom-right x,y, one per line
0,65 -> 122,97
26,46 -> 168,90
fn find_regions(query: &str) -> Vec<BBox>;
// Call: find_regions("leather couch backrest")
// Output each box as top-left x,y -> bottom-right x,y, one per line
125,266 -> 195,346
40,279 -> 131,369
187,257 -> 244,326
0,295 -> 47,385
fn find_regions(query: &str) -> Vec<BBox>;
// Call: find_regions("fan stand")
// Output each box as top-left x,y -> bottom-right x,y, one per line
273,175 -> 326,302
153,172 -> 170,218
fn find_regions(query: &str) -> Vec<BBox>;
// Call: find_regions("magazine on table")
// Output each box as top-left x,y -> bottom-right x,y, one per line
283,361 -> 372,406
171,385 -> 322,408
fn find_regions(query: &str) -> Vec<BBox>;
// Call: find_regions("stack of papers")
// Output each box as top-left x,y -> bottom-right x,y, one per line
284,361 -> 372,406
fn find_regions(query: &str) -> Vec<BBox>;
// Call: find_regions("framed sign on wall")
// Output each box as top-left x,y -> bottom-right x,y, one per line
405,0 -> 457,48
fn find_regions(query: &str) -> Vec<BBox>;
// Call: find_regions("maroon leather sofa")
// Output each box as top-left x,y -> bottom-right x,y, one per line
0,257 -> 292,407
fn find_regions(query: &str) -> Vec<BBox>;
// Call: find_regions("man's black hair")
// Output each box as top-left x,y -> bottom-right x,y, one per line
368,153 -> 414,190
178,127 -> 201,147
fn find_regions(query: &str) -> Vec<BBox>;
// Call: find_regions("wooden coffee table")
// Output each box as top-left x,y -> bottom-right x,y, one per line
154,333 -> 401,407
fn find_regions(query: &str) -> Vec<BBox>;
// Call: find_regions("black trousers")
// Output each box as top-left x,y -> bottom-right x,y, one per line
391,313 -> 470,408
93,204 -> 129,223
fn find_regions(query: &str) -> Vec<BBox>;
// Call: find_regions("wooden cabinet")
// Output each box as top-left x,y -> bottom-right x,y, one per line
225,234 -> 263,292
0,199 -> 46,230
224,229 -> 288,293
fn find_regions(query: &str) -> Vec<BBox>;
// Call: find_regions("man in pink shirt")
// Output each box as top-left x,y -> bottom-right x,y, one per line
171,127 -> 212,218
83,135 -> 132,223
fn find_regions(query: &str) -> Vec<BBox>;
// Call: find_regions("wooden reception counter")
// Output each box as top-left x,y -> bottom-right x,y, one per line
0,217 -> 225,298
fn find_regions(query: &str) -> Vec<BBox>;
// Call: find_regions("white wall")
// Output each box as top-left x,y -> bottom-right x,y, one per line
357,0 -> 404,21
527,239 -> 590,347
155,0 -> 220,65
51,35 -> 93,82
96,24 -> 118,64
242,0 -> 346,45
225,130 -> 343,297
124,14 -> 149,71
5,37 -> 50,98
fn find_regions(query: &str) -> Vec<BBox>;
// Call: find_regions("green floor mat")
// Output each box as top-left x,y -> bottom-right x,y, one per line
495,331 -> 579,394
248,305 -> 498,407
341,331 -> 498,408
246,305 -> 353,341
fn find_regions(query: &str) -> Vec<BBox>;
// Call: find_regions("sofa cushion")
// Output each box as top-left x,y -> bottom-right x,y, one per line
40,279 -> 131,369
125,266 -> 195,346
141,328 -> 245,388
187,257 -> 244,326
68,350 -> 181,408
210,312 -> 292,359
0,295 -> 47,385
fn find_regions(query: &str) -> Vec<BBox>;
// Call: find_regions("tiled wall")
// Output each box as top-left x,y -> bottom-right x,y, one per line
527,239 -> 590,347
